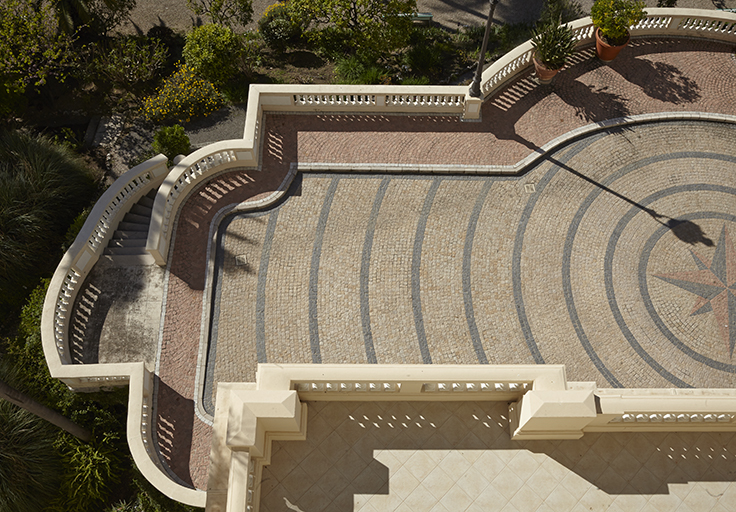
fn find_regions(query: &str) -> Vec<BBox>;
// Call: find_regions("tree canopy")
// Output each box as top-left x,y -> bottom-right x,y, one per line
0,0 -> 74,114
290,0 -> 417,58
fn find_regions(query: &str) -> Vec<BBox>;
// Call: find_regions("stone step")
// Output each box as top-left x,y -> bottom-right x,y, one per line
108,238 -> 147,248
112,230 -> 148,240
123,212 -> 150,224
138,195 -> 155,209
117,221 -> 149,232
101,253 -> 156,266
130,203 -> 152,217
103,246 -> 148,256
146,189 -> 157,200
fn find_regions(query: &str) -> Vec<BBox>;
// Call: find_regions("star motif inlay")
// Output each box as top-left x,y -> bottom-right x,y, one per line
654,225 -> 736,357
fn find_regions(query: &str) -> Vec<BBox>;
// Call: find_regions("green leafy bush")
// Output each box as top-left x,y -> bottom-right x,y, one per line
152,125 -> 191,165
55,433 -> 123,511
0,131 -> 96,308
183,24 -> 241,84
403,26 -> 452,78
334,55 -> 387,84
591,0 -> 645,45
258,2 -> 306,54
91,36 -> 168,94
142,64 -> 224,124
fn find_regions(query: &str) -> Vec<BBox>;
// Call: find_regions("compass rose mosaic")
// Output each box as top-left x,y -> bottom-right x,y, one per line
654,226 -> 736,357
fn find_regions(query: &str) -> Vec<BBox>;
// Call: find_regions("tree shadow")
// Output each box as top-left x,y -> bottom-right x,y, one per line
609,53 -> 701,104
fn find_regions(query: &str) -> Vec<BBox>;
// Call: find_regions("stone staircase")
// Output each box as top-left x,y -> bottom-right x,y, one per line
103,189 -> 157,265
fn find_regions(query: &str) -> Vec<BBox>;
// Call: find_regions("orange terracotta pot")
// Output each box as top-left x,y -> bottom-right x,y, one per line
595,28 -> 630,63
532,55 -> 559,84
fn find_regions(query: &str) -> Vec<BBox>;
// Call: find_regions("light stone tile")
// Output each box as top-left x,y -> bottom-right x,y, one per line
647,491 -> 683,512
472,450 -> 506,481
578,487 -> 613,512
429,501 -> 451,512
507,450 -> 541,481
544,485 -> 579,512
526,466 -> 560,499
675,503 -> 696,512
404,483 -> 438,511
374,450 -> 403,473
499,502 -> 521,512
490,469 -> 525,501
423,466 -> 455,501
439,450 -> 472,477
509,487 -> 543,511
683,486 -> 719,512
425,448 -> 451,464
612,489 -> 648,512
404,450 -> 436,481
456,468 -> 490,499
474,483 -> 510,512
392,450 -> 417,464
391,466 -> 421,500
367,491 -> 404,511
560,470 -> 592,501
440,485 -> 473,512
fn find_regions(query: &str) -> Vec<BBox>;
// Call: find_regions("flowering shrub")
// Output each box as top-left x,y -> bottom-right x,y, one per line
141,65 -> 224,123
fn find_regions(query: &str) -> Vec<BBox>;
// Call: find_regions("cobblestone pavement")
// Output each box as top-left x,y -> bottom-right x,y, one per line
154,40 -> 736,489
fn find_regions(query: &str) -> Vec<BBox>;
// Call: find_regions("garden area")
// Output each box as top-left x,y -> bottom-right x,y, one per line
0,0 -> 588,510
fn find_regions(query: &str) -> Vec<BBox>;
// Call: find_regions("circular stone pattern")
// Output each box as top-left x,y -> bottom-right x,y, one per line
519,122 -> 736,389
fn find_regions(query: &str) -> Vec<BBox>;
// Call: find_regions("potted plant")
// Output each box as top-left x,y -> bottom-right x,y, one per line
531,16 -> 576,84
591,0 -> 646,62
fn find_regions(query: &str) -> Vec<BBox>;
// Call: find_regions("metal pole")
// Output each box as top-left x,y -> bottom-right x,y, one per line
469,0 -> 500,98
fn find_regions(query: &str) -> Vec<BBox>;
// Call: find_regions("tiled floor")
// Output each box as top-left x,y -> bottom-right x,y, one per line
259,401 -> 736,512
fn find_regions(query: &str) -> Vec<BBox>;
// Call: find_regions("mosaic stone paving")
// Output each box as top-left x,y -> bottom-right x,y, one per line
201,121 -> 736,414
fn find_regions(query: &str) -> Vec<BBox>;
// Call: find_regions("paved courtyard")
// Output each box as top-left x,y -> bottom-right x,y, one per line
207,120 -> 736,415
69,36 -> 736,498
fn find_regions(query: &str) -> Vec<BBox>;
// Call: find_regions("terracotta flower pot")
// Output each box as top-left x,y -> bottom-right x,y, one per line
594,28 -> 630,63
532,55 -> 559,84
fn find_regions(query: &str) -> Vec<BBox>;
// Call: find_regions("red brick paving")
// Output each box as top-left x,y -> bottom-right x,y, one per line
156,38 -> 736,490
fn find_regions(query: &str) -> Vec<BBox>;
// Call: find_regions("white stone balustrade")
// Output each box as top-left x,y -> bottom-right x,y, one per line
478,9 -> 736,100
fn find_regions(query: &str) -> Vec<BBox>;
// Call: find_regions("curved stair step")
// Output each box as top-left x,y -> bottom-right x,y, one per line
117,221 -> 149,231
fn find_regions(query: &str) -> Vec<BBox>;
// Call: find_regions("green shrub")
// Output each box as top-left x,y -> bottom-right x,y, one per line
0,401 -> 64,512
531,15 -> 576,70
0,131 -> 96,308
591,0 -> 645,45
334,55 -> 387,84
183,24 -> 241,84
91,36 -> 168,94
400,75 -> 430,85
142,65 -> 224,124
258,2 -> 305,53
62,207 -> 91,252
54,432 -> 123,511
152,125 -> 191,165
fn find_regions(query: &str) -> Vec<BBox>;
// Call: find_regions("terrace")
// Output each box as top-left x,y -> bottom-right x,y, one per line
42,9 -> 736,512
